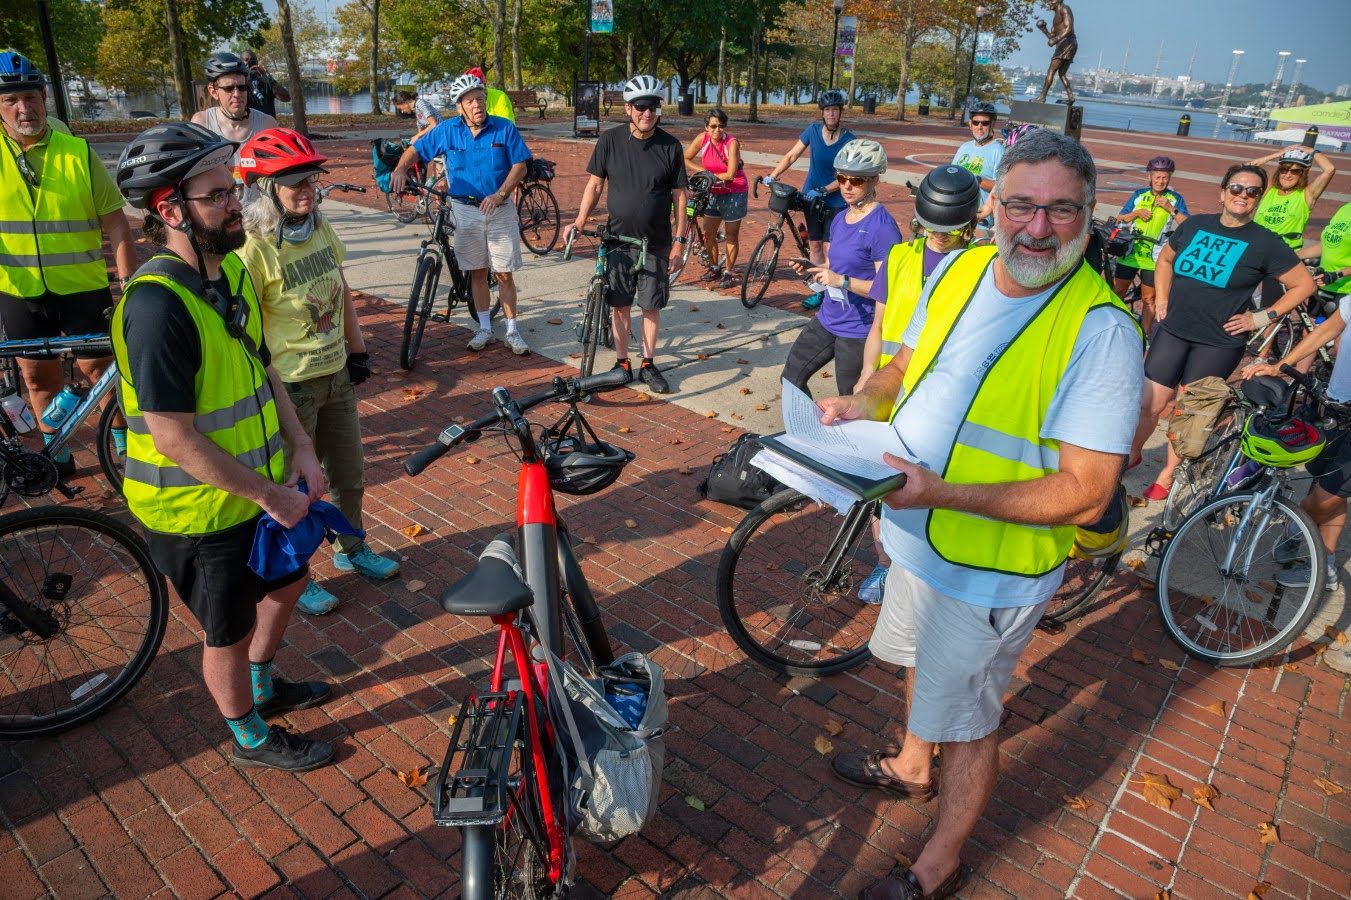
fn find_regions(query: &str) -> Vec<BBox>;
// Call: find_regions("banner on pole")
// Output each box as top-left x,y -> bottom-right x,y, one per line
975,33 -> 993,66
590,0 -> 613,34
574,80 -> 601,137
837,16 -> 858,58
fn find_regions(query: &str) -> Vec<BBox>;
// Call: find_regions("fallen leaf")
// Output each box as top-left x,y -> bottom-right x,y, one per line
1131,648 -> 1152,665
739,387 -> 752,395
1325,625 -> 1347,645
696,353 -> 709,360
546,317 -> 562,325
736,358 -> 750,365
1158,659 -> 1182,671
765,562 -> 778,571
396,766 -> 429,788
1137,772 -> 1182,810
730,413 -> 743,420
684,794 -> 706,811
1204,700 -> 1226,716
1281,663 -> 1300,673
1128,494 -> 1148,507
720,426 -> 733,433
1247,882 -> 1272,900
618,426 -> 632,433
1313,643 -> 1329,661
1245,590 -> 1268,604
568,352 -> 580,359
401,387 -> 425,402
813,736 -> 834,755
1064,794 -> 1093,812
1154,892 -> 1171,900
704,410 -> 718,418
401,523 -> 426,539
755,403 -> 769,411
581,535 -> 597,545
824,719 -> 844,736
689,305 -> 700,312
678,465 -> 693,475
720,525 -> 733,534
464,455 -> 480,465
405,579 -> 426,593
1192,783 -> 1219,811
893,851 -> 913,869
1199,595 -> 1216,606
446,714 -> 458,727
820,371 -> 832,379
1257,821 -> 1279,845
667,438 -> 683,445
1313,776 -> 1343,796
624,519 -> 638,529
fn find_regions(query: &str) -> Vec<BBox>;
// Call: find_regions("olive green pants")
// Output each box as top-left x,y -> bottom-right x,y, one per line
285,367 -> 365,555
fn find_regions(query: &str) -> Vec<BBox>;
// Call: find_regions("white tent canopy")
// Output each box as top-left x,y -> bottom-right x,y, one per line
1251,128 -> 1344,150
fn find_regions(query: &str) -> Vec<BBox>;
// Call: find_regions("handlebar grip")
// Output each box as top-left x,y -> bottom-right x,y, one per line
344,184 -> 367,193
404,431 -> 455,476
576,367 -> 633,395
1279,364 -> 1311,386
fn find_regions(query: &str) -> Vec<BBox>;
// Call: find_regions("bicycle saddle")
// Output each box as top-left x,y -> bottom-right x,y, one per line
1240,375 -> 1291,411
440,555 -> 534,617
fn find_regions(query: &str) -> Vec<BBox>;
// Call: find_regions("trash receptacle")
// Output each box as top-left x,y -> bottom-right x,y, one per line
1176,114 -> 1191,137
1304,125 -> 1320,148
862,94 -> 877,115
918,98 -> 930,116
678,93 -> 694,116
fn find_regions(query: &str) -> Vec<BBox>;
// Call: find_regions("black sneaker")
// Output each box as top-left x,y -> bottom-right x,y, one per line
232,725 -> 335,772
50,451 -> 76,478
256,676 -> 332,718
611,358 -> 633,384
639,362 -> 671,394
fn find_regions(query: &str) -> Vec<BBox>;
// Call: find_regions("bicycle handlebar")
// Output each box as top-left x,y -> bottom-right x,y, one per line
403,369 -> 632,476
562,226 -> 647,269
318,182 -> 367,196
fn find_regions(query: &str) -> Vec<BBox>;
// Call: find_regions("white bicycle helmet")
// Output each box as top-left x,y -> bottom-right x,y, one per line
623,75 -> 663,103
1278,146 -> 1314,168
447,74 -> 485,106
833,138 -> 888,177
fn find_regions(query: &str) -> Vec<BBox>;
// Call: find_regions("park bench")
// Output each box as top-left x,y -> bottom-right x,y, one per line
601,90 -> 626,116
506,89 -> 548,118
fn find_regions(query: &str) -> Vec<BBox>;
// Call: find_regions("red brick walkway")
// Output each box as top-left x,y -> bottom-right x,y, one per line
1,295 -> 1346,900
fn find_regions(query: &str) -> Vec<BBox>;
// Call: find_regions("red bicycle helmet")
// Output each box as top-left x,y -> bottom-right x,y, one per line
1146,155 -> 1176,172
237,127 -> 328,186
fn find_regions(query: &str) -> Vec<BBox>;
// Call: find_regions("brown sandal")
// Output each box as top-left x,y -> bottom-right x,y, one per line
831,751 -> 936,801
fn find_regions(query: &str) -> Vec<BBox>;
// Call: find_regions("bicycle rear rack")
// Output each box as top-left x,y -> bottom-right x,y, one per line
433,690 -> 522,827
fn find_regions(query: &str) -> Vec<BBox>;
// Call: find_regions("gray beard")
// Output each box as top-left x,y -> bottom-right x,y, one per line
995,224 -> 1089,289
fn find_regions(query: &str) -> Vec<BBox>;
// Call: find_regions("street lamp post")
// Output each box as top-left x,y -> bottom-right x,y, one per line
828,0 -> 844,90
961,4 -> 988,123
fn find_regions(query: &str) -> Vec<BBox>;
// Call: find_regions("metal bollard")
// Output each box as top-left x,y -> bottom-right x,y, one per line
1304,125 -> 1319,148
1176,114 -> 1191,137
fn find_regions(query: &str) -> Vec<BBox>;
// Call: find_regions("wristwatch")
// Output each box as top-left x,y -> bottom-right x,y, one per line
675,236 -> 688,244
840,275 -> 851,293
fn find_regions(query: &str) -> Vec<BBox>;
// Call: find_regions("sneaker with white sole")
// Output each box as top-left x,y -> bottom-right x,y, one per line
468,329 -> 494,351
333,544 -> 400,579
1275,561 -> 1337,591
296,580 -> 339,615
504,331 -> 530,355
1273,534 -> 1310,565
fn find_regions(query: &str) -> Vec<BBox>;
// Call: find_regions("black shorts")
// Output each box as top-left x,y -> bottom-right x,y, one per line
1142,327 -> 1245,390
1113,263 -> 1155,288
0,288 -> 114,359
804,203 -> 841,243
604,243 -> 670,312
145,514 -> 308,648
1307,427 -> 1351,497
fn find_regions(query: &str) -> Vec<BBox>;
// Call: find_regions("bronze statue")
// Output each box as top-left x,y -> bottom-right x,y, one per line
1036,0 -> 1077,105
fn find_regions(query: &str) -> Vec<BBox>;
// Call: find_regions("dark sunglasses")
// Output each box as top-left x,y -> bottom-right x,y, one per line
970,119 -> 992,127
1277,164 -> 1304,173
215,83 -> 249,93
1224,183 -> 1264,199
835,174 -> 870,187
631,101 -> 660,112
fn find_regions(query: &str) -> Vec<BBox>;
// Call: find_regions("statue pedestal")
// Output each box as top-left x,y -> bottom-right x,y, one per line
1010,100 -> 1084,142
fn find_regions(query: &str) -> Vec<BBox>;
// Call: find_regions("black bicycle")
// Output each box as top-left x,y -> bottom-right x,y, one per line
669,171 -> 719,285
400,183 -> 502,370
517,157 -> 561,256
740,179 -> 828,310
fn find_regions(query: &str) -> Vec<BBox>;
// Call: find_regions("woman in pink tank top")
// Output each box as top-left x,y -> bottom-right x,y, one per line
683,108 -> 748,288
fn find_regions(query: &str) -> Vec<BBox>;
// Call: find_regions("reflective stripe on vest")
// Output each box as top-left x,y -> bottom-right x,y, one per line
892,245 -> 1140,577
111,252 -> 284,536
0,130 -> 108,297
877,238 -> 926,369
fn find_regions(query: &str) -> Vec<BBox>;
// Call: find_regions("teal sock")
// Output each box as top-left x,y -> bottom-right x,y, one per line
111,426 -> 127,455
41,432 -> 71,463
250,658 -> 275,704
226,708 -> 269,749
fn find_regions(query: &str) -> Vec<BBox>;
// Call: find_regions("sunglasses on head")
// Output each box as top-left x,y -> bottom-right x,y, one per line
631,101 -> 660,112
835,174 -> 870,187
1225,183 -> 1264,199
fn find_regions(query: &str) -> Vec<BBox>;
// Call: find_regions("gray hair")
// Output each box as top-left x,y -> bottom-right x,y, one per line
994,129 -> 1096,208
241,177 -> 326,241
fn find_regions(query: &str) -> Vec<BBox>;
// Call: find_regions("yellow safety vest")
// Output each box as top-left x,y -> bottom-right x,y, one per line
892,245 -> 1138,577
877,238 -> 926,369
111,253 -> 286,536
0,129 -> 107,297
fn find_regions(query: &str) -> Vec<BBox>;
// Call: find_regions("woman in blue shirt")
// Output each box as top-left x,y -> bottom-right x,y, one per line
764,89 -> 855,309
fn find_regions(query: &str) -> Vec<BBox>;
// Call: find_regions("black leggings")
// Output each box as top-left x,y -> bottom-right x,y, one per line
783,316 -> 866,397
1143,327 -> 1245,389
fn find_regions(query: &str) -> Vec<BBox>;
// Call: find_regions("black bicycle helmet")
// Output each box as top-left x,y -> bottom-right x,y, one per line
817,89 -> 846,109
0,50 -> 46,94
204,51 -> 249,82
969,101 -> 997,120
913,165 -> 981,232
116,122 -> 236,209
688,171 -> 717,194
543,434 -> 633,496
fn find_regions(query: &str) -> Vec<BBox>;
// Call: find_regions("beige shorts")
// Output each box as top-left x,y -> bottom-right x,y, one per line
869,565 -> 1045,743
450,200 -> 522,273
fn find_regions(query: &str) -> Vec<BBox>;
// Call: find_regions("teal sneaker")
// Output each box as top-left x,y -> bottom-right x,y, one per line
296,580 -> 339,615
802,291 -> 824,311
333,544 -> 400,580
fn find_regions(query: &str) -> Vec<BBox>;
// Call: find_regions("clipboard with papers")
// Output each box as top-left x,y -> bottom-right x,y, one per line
754,434 -> 907,510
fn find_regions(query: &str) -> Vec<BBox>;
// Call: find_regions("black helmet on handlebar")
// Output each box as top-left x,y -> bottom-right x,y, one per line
542,432 -> 634,495
913,165 -> 981,232
817,89 -> 847,109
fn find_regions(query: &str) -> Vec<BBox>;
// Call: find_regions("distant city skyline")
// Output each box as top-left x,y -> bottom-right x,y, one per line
1002,0 -> 1348,96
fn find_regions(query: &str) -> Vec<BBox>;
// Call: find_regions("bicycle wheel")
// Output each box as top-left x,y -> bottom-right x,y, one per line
401,253 -> 441,370
668,223 -> 695,286
741,232 -> 782,310
1161,410 -> 1242,533
717,489 -> 879,675
0,505 -> 168,738
386,189 -> 421,225
578,283 -> 606,381
1158,490 -> 1324,666
95,399 -> 124,492
1039,553 -> 1123,629
517,183 -> 560,256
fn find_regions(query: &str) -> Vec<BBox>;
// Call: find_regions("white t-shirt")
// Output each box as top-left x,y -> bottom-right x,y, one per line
880,254 -> 1145,608
1328,295 -> 1351,403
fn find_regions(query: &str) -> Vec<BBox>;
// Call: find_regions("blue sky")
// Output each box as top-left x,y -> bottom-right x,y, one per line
1002,0 -> 1351,92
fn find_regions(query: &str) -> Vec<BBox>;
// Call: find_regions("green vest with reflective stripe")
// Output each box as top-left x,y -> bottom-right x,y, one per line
877,238 -> 926,369
1255,188 -> 1310,250
111,253 -> 285,536
0,129 -> 107,297
892,245 -> 1138,577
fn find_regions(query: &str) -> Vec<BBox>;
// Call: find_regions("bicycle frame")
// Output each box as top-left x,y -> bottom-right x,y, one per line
0,334 -> 117,456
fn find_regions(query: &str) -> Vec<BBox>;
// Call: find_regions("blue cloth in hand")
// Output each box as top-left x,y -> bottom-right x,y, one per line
248,482 -> 365,581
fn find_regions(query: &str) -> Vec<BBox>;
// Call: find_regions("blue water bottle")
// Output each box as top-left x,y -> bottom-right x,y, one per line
40,384 -> 84,430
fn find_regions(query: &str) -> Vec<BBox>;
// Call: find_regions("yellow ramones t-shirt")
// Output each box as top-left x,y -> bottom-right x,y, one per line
238,220 -> 348,382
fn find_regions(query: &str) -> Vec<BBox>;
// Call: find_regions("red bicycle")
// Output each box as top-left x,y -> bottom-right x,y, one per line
404,369 -> 633,898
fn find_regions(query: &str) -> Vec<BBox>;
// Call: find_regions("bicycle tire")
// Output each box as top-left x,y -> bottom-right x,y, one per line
1039,552 -> 1123,629
517,183 -> 560,256
717,489 -> 879,675
578,282 -> 605,381
741,232 -> 782,310
401,253 -> 440,370
95,399 -> 124,493
0,504 -> 168,738
669,220 -> 695,286
386,189 -> 421,225
1157,491 -> 1324,666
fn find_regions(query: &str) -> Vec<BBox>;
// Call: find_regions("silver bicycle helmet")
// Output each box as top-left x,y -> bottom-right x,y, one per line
623,75 -> 663,103
447,74 -> 485,106
204,52 -> 249,82
1278,147 -> 1314,169
833,138 -> 887,177
817,89 -> 847,109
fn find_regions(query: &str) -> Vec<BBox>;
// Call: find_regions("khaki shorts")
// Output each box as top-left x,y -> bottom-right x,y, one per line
869,565 -> 1045,743
451,200 -> 522,273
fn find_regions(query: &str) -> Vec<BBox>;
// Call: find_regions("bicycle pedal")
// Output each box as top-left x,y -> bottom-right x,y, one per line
431,313 -> 449,323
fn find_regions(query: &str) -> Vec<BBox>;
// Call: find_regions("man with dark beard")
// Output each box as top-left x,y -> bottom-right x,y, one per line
112,122 -> 335,772
817,129 -> 1143,899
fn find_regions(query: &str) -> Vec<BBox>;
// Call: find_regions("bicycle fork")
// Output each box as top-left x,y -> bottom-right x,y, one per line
1216,481 -> 1280,580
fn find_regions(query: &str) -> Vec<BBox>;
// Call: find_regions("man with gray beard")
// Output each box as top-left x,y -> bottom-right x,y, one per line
816,129 -> 1143,899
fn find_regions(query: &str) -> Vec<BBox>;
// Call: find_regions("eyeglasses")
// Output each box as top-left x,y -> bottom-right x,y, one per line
835,174 -> 871,187
970,119 -> 992,127
214,83 -> 249,94
183,184 -> 245,207
997,198 -> 1085,225
282,174 -> 320,189
631,101 -> 660,113
1224,183 -> 1264,199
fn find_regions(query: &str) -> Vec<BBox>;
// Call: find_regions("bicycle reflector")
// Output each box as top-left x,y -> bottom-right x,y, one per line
1240,415 -> 1325,468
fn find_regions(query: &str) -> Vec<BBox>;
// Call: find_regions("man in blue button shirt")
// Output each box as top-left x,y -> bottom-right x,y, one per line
391,74 -> 533,354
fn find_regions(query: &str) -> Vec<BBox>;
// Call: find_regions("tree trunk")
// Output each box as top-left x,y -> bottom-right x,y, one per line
492,0 -> 506,88
646,32 -> 658,76
163,0 -> 193,117
895,16 -> 914,120
511,0 -> 523,89
276,0 -> 307,135
626,33 -> 634,81
947,30 -> 963,118
367,0 -> 382,114
716,26 -> 725,106
748,14 -> 761,122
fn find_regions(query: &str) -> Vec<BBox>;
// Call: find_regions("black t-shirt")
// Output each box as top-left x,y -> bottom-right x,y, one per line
1161,214 -> 1300,348
585,124 -> 687,251
247,73 -> 278,118
121,269 -> 271,413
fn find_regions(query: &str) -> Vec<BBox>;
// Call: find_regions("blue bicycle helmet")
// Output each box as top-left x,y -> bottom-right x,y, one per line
0,50 -> 46,94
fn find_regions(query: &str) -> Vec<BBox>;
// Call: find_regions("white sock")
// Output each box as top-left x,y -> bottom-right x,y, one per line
505,318 -> 519,336
477,312 -> 492,331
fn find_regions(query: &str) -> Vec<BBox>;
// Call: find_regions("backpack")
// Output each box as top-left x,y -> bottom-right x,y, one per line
1166,376 -> 1232,459
698,433 -> 781,509
370,139 -> 406,192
